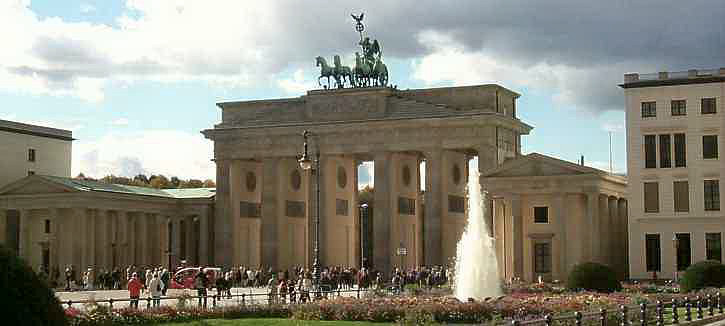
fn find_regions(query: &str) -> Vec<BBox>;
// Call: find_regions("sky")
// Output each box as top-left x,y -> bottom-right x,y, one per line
1,0 -> 723,185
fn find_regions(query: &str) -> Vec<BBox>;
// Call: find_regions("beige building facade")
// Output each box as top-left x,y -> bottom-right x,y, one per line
622,68 -> 725,280
0,119 -> 72,189
203,85 -> 531,274
0,175 -> 214,273
483,153 -> 628,282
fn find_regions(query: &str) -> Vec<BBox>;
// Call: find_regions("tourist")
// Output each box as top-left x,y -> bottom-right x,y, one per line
127,273 -> 142,309
267,273 -> 278,304
160,268 -> 170,295
148,272 -> 162,307
194,267 -> 208,308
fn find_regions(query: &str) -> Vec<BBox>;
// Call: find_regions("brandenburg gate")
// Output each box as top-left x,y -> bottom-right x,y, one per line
202,84 -> 532,274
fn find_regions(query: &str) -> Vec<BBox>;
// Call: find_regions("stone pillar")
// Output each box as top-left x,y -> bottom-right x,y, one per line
185,215 -> 194,265
373,152 -> 392,275
128,213 -> 137,266
172,217 -> 182,268
618,198 -> 629,279
139,213 -> 148,266
608,196 -> 618,268
423,149 -> 443,266
598,195 -> 608,265
51,208 -> 61,272
118,211 -> 128,268
200,209 -> 210,266
18,209 -> 30,260
87,209 -> 96,268
553,193 -> 567,277
261,157 -> 280,268
586,192 -> 600,263
478,143 -> 498,235
510,194 -> 524,278
353,160 -> 361,268
73,208 -> 87,269
214,159 -> 232,268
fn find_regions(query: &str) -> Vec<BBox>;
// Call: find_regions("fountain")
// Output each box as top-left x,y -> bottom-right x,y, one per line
454,169 -> 502,301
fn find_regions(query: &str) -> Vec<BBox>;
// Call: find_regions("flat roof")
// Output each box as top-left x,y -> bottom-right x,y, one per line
0,119 -> 74,141
39,175 -> 215,199
620,68 -> 725,89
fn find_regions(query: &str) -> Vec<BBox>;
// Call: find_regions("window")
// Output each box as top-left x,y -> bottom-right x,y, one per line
645,234 -> 661,272
702,98 -> 717,114
674,133 -> 687,167
642,101 -> 656,117
534,206 -> 548,223
644,135 -> 657,168
448,195 -> 466,213
676,233 -> 691,271
704,180 -> 720,211
673,181 -> 689,212
671,100 -> 687,116
44,220 -> 50,234
706,233 -> 722,262
703,135 -> 718,159
644,182 -> 659,213
659,134 -> 671,168
398,197 -> 416,215
27,171 -> 35,176
534,242 -> 551,273
28,148 -> 35,162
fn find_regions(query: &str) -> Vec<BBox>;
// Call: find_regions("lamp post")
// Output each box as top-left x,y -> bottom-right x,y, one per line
673,235 -> 679,283
359,203 -> 369,269
299,130 -> 322,291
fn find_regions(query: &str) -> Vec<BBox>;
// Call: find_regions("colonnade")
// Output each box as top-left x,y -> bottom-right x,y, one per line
219,143 -> 502,275
5,207 -> 211,274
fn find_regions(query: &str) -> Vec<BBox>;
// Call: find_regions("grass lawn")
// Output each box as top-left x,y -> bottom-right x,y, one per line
163,319 -> 390,326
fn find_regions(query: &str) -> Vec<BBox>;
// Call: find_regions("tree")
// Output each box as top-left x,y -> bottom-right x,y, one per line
203,179 -> 216,188
358,185 -> 374,206
183,179 -> 204,188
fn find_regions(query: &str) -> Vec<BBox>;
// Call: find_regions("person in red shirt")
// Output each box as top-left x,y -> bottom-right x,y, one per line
127,272 -> 143,309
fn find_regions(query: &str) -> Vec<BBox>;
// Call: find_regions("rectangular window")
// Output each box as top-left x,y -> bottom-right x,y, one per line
703,135 -> 718,159
659,134 -> 671,168
285,200 -> 306,217
448,195 -> 466,213
239,201 -> 261,218
644,182 -> 659,213
28,149 -> 35,162
336,199 -> 349,216
644,135 -> 657,168
671,100 -> 687,116
674,133 -> 687,167
676,233 -> 692,271
673,181 -> 689,212
534,206 -> 549,223
645,234 -> 661,271
642,101 -> 657,118
704,180 -> 720,211
706,233 -> 722,262
534,242 -> 551,273
44,219 -> 51,234
702,98 -> 717,114
398,197 -> 416,215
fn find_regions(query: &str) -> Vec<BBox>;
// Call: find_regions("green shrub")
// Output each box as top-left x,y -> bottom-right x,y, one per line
0,245 -> 67,326
680,260 -> 725,293
567,262 -> 622,293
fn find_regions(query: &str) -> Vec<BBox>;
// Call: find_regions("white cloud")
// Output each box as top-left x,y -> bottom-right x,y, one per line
80,4 -> 96,14
111,117 -> 129,126
72,130 -> 215,180
277,69 -> 316,95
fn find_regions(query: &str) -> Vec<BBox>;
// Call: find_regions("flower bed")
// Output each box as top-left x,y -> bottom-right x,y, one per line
65,283 -> 721,325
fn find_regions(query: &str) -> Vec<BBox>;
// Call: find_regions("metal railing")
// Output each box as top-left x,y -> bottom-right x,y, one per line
509,292 -> 724,326
62,286 -> 387,311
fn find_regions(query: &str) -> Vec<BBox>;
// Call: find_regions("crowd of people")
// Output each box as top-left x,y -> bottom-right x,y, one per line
41,262 -> 453,309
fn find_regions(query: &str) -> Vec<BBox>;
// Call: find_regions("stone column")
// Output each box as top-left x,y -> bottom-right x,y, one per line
586,192 -> 600,263
51,208 -> 61,272
598,195 -> 608,265
172,217 -> 182,268
117,211 -> 128,268
128,213 -> 137,266
87,209 -> 96,268
139,213 -> 148,266
510,194 -> 524,278
478,143 -> 498,235
200,209 -> 210,266
214,159 -> 232,268
423,149 -> 443,266
73,208 -> 87,269
18,209 -> 30,260
353,160 -> 361,268
618,198 -> 629,279
261,157 -> 280,268
373,152 -> 393,275
553,193 -> 567,277
608,196 -> 618,268
186,215 -> 194,265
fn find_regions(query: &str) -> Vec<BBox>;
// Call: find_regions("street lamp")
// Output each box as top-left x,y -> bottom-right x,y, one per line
359,203 -> 369,269
299,130 -> 322,293
673,235 -> 679,283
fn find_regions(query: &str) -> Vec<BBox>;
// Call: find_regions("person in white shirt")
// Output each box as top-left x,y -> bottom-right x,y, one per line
148,272 -> 162,307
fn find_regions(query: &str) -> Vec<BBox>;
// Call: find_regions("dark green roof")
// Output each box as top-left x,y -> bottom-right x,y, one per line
38,175 -> 215,199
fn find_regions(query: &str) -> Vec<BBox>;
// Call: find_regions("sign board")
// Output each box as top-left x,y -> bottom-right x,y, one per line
396,247 -> 408,256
